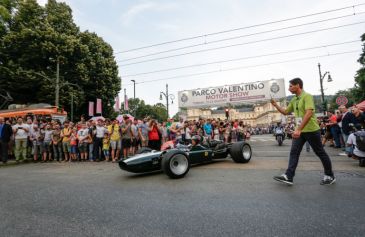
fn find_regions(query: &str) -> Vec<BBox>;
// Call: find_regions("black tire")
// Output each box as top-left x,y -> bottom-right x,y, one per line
162,151 -> 190,179
359,159 -> 365,167
136,147 -> 152,154
278,136 -> 283,146
229,142 -> 252,163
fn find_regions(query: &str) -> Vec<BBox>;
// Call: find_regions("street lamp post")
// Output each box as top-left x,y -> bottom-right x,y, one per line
160,84 -> 175,118
71,92 -> 74,122
56,59 -> 60,107
25,65 -> 82,111
318,63 -> 333,115
131,80 -> 136,99
67,84 -> 84,122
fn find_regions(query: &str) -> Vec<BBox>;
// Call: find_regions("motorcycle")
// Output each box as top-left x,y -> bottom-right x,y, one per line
275,128 -> 285,146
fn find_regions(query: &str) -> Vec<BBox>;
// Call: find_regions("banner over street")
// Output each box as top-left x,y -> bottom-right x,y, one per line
178,79 -> 286,108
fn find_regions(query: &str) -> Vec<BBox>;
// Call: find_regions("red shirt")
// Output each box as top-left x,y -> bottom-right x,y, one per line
329,115 -> 337,123
148,126 -> 160,141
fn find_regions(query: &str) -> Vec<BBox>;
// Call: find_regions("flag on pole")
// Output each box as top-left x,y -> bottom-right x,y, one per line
124,94 -> 129,111
96,98 -> 102,114
88,102 -> 94,116
114,96 -> 120,112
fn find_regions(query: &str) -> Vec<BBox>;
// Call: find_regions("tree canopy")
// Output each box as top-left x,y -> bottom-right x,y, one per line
120,98 -> 168,122
353,33 -> 365,101
330,33 -> 365,107
0,0 -> 120,119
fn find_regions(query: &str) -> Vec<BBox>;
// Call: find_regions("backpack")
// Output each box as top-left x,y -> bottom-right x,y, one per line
354,131 -> 365,152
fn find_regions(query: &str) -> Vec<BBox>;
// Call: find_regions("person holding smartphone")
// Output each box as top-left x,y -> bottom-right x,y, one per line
148,119 -> 161,151
12,117 -> 30,162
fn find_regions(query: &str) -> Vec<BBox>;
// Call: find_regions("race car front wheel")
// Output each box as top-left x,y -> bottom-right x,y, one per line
162,151 -> 190,179
230,142 -> 252,163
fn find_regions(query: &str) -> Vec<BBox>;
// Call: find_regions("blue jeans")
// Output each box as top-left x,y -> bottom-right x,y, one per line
286,130 -> 334,179
88,143 -> 93,161
342,133 -> 353,154
330,126 -> 341,148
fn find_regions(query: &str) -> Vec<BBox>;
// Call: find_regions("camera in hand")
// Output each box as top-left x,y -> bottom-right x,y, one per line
321,116 -> 329,123
18,127 -> 23,129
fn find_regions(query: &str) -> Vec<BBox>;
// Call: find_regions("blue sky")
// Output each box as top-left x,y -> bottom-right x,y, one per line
38,0 -> 365,116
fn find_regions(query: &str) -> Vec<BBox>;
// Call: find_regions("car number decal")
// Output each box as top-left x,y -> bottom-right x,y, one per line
204,151 -> 208,157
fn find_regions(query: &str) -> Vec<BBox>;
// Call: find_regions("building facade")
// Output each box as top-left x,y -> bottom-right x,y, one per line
185,101 -> 287,127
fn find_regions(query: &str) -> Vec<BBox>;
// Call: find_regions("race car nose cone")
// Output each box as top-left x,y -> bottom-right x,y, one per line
118,160 -> 128,171
118,152 -> 163,173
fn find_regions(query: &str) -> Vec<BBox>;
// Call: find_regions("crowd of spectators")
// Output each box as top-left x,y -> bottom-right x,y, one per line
318,104 -> 365,158
0,115 -> 255,164
0,103 -> 364,165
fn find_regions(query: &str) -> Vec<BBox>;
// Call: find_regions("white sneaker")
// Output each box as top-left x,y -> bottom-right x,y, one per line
320,175 -> 336,185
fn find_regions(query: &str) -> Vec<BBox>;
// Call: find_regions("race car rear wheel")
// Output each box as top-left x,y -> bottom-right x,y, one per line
136,147 -> 152,154
162,151 -> 190,179
230,142 -> 252,163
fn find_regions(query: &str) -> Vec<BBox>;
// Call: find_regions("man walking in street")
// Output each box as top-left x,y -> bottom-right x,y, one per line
0,117 -> 13,164
271,78 -> 335,185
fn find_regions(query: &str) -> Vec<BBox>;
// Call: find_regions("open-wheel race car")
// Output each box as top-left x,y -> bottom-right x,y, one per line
118,138 -> 252,179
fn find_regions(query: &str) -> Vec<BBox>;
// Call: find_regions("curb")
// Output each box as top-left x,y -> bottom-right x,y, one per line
0,159 -> 33,168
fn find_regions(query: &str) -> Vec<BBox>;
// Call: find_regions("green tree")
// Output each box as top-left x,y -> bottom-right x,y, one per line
329,33 -> 365,107
0,0 -> 17,37
0,0 -> 120,120
352,33 -> 365,101
120,98 -> 168,122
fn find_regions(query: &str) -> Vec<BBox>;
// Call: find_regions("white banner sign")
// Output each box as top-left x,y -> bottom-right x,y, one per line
178,79 -> 286,108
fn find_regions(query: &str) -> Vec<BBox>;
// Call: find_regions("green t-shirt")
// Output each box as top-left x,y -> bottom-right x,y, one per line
286,91 -> 319,133
166,121 -> 172,134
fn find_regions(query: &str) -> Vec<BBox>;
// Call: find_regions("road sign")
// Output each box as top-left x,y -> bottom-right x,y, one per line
336,96 -> 348,106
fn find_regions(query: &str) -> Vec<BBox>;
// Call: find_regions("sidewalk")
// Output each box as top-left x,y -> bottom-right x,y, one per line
0,159 -> 34,167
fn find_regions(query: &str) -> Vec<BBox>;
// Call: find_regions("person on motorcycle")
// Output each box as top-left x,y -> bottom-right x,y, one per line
275,125 -> 284,135
275,124 -> 285,137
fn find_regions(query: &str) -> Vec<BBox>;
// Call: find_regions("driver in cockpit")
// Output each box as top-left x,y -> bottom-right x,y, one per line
191,135 -> 206,151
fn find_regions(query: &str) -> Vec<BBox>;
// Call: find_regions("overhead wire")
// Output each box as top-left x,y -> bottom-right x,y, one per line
118,20 -> 365,66
122,50 -> 359,86
115,3 -> 365,54
118,12 -> 365,62
121,40 -> 360,77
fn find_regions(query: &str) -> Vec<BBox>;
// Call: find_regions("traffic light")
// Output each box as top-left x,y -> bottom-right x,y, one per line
322,100 -> 327,112
225,108 -> 229,119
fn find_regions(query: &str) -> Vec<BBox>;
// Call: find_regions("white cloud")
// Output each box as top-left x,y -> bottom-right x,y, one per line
155,23 -> 179,32
121,2 -> 156,26
120,1 -> 179,26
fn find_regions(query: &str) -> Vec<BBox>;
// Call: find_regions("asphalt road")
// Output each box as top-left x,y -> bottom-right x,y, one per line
1,134 -> 364,237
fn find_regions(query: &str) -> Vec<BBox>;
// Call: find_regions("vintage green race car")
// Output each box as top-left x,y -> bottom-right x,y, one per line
118,140 -> 252,179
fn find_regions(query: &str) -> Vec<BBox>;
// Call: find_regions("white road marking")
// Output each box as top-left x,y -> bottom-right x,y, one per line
250,139 -> 276,142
